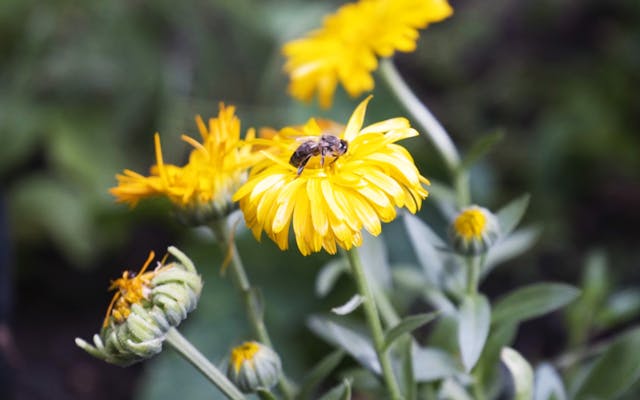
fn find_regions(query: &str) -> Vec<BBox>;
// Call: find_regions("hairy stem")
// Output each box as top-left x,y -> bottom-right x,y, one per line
165,327 -> 246,400
346,247 -> 404,400
210,220 -> 295,399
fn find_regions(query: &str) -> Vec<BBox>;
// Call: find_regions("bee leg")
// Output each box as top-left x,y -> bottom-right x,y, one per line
320,148 -> 328,167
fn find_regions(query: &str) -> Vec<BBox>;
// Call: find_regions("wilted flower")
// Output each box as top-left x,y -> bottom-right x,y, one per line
75,246 -> 203,366
233,97 -> 429,255
226,341 -> 282,393
283,0 -> 453,108
110,104 -> 259,225
449,205 -> 500,255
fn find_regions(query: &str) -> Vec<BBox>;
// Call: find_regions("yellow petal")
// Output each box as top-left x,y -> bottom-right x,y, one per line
343,96 -> 372,142
308,179 -> 329,236
360,118 -> 410,134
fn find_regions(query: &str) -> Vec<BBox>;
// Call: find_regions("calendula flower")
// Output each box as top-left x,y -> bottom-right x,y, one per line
283,0 -> 453,108
449,206 -> 500,255
110,104 -> 258,225
233,97 -> 429,255
226,341 -> 282,393
75,246 -> 203,366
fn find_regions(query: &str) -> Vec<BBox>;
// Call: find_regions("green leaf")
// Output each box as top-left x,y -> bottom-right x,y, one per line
492,283 -> 580,326
317,379 -> 351,400
534,363 -> 567,400
501,347 -> 534,400
359,233 -> 392,289
496,194 -> 530,237
439,379 -> 474,400
316,258 -> 349,297
483,226 -> 541,277
458,294 -> 491,371
403,212 -> 446,286
476,323 -> 518,389
383,312 -> 439,350
581,250 -> 609,307
428,314 -> 460,354
573,327 -> 640,400
307,316 -> 380,374
460,130 -> 504,170
596,289 -> 640,329
297,350 -> 346,400
412,346 -> 465,382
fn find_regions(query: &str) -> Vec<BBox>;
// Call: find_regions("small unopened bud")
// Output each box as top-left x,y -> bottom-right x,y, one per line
226,341 -> 282,393
449,205 -> 500,256
75,246 -> 202,366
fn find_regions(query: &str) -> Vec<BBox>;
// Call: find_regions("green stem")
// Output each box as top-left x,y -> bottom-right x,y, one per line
472,372 -> 487,400
210,220 -> 295,400
379,58 -> 460,174
371,279 -> 416,400
165,327 -> 246,400
346,248 -> 404,400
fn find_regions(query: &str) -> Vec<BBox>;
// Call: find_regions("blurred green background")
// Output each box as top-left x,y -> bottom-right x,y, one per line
1,0 -> 639,399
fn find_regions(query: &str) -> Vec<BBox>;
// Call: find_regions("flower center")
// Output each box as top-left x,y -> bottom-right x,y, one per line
453,208 -> 487,240
231,341 -> 261,373
103,252 -> 160,327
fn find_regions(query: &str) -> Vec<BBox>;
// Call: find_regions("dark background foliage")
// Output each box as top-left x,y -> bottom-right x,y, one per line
1,0 -> 639,398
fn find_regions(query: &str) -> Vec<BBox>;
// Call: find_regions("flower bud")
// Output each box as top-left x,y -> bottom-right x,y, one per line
226,341 -> 282,393
449,206 -> 500,255
75,246 -> 202,366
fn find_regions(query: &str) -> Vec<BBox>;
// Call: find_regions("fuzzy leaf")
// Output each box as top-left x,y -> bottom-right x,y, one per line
316,258 -> 349,297
483,226 -> 541,276
403,212 -> 446,286
383,312 -> 439,350
332,295 -> 364,315
496,194 -> 530,237
461,130 -> 504,170
298,350 -> 345,400
458,294 -> 491,371
501,347 -> 534,400
359,233 -> 392,289
534,363 -> 567,400
412,346 -> 464,382
573,327 -> 640,400
492,283 -> 580,326
308,316 -> 380,374
317,379 -> 351,400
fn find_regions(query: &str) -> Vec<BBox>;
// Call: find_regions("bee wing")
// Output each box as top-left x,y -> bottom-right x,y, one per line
295,136 -> 319,143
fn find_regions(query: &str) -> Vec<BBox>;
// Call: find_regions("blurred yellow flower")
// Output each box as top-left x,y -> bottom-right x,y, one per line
233,97 -> 429,255
282,0 -> 453,108
449,205 -> 500,255
110,104 -> 258,224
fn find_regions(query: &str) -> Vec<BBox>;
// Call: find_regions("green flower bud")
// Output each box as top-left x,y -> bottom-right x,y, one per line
226,341 -> 282,393
449,205 -> 500,255
174,197 -> 240,227
75,246 -> 202,366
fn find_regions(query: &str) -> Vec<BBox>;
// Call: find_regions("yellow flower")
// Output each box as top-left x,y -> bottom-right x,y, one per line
76,246 -> 203,366
110,104 -> 258,224
233,97 -> 429,255
282,0 -> 453,108
449,206 -> 500,255
227,341 -> 282,393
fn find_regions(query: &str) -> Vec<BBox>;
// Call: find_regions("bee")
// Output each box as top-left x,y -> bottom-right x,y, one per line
289,134 -> 348,175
